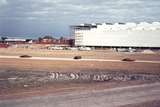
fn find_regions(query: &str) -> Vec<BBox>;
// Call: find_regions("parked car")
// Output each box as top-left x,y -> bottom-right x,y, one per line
19,55 -> 32,58
79,47 -> 91,51
129,48 -> 137,52
66,47 -> 78,50
122,58 -> 135,62
74,56 -> 82,59
117,48 -> 129,52
48,46 -> 64,50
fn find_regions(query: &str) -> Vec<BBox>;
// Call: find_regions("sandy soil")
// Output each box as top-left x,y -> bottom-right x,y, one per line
120,100 -> 160,107
0,47 -> 159,100
0,80 -> 152,100
0,48 -> 160,61
1,82 -> 160,107
0,58 -> 159,74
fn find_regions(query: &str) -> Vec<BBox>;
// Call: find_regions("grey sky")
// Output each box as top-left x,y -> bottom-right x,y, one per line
0,0 -> 160,38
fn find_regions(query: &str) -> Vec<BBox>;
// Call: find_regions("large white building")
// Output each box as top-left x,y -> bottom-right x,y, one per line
71,22 -> 160,48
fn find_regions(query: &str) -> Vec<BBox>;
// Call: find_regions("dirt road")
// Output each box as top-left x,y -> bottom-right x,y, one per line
0,55 -> 160,64
0,48 -> 160,60
0,58 -> 160,74
0,82 -> 160,107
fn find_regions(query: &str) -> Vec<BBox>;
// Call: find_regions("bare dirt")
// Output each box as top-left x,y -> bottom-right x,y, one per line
120,100 -> 160,107
0,48 -> 160,101
0,58 -> 159,74
0,47 -> 160,60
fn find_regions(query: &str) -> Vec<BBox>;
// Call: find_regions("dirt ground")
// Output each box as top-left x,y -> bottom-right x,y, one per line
0,47 -> 160,100
0,58 -> 159,74
0,47 -> 160,73
120,100 -> 160,107
0,79 -> 154,100
0,47 -> 160,61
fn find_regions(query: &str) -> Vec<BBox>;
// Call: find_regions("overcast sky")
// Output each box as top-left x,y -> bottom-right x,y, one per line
0,0 -> 160,38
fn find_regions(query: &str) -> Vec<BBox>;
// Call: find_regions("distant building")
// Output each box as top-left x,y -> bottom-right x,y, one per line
36,36 -> 74,46
0,37 -> 33,45
71,22 -> 160,48
4,38 -> 26,44
0,43 -> 9,48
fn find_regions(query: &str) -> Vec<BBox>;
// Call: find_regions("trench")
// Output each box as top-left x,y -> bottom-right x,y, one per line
0,70 -> 160,89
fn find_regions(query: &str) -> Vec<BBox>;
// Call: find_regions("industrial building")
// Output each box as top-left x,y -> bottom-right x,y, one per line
71,22 -> 160,48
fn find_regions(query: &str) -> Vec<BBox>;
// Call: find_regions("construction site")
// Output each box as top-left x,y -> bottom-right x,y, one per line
0,44 -> 160,107
0,22 -> 160,107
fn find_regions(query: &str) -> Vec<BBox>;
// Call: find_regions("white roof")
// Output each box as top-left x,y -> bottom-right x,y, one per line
152,22 -> 160,25
96,22 -> 160,30
77,22 -> 160,30
5,39 -> 26,42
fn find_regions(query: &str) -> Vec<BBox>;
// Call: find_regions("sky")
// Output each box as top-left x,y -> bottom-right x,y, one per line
0,0 -> 160,38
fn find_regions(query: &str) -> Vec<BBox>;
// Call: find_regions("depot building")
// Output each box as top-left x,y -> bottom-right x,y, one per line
71,22 -> 160,48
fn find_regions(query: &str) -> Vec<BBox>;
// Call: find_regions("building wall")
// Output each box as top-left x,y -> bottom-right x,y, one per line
74,23 -> 160,47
